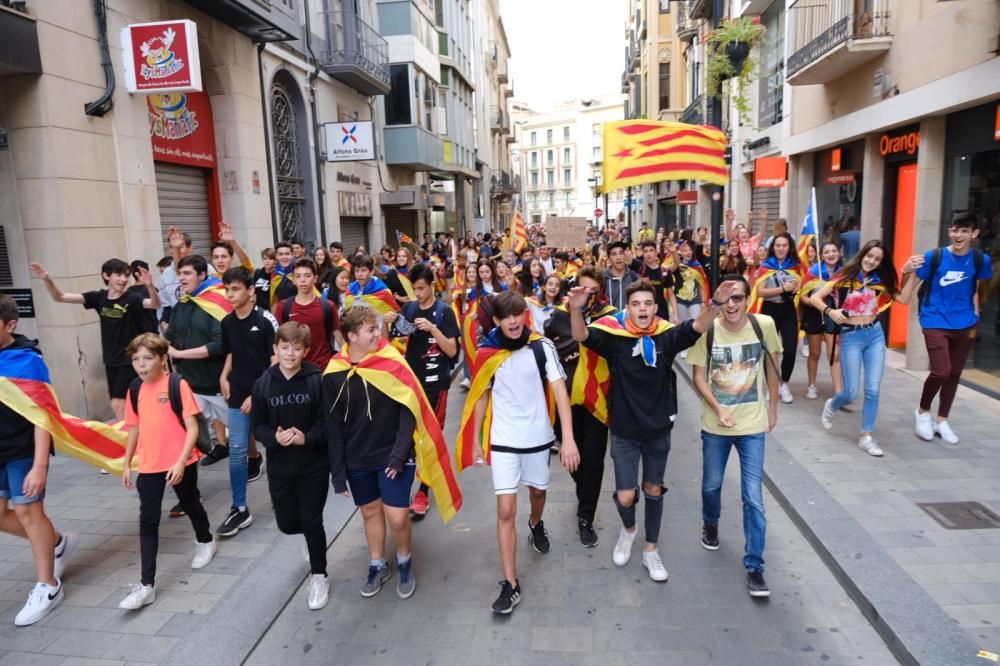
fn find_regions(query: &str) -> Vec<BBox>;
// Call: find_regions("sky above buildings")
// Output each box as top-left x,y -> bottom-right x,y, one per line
500,0 -> 627,109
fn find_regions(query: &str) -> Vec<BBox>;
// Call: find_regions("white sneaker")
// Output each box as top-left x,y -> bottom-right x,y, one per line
641,549 -> 669,582
914,409 -> 934,441
307,573 -> 329,610
821,399 -> 835,430
680,349 -> 688,359
612,527 -> 637,567
14,581 -> 63,626
806,385 -> 818,400
191,539 -> 217,569
800,343 -> 810,358
459,378 -> 471,390
53,531 -> 78,580
858,435 -> 883,457
935,420 -> 959,445
118,583 -> 155,610
778,383 -> 794,404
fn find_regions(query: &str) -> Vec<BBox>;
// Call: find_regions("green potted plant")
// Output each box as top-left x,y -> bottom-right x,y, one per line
706,16 -> 766,126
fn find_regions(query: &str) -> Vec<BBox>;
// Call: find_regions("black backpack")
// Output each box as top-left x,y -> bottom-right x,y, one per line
917,248 -> 984,309
128,374 -> 214,455
282,296 -> 336,352
704,315 -> 781,382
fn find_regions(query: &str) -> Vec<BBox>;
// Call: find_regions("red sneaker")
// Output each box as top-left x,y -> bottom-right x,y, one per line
410,491 -> 430,516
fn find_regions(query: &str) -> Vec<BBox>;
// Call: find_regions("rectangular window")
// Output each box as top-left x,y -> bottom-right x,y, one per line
531,152 -> 538,167
546,128 -> 553,144
592,123 -> 600,135
546,149 -> 554,164
592,146 -> 600,158
531,171 -> 538,186
563,168 -> 571,186
546,170 -> 554,186
659,0 -> 670,12
659,62 -> 670,111
566,191 -> 572,205
385,64 -> 412,125
563,147 -> 570,162
563,126 -> 570,141
530,131 -> 537,146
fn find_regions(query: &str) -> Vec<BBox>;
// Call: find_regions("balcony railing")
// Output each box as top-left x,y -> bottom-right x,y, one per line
676,1 -> 698,43
490,170 -> 516,197
681,94 -> 705,125
787,1 -> 891,80
490,106 -> 506,134
318,11 -> 390,95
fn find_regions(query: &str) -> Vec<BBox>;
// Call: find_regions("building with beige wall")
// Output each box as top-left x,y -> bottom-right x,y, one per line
0,0 -> 391,417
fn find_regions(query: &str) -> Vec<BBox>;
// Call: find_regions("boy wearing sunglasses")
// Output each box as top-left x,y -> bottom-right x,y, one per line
687,275 -> 781,599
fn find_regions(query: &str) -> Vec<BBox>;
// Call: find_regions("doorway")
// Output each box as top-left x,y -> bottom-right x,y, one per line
887,162 -> 918,347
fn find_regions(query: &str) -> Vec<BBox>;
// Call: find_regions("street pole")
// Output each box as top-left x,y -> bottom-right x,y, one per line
709,0 -> 725,290
626,185 -> 633,237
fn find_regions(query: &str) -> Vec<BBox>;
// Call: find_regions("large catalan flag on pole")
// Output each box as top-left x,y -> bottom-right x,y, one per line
511,208 -> 528,253
797,186 -> 820,266
0,344 -> 131,473
601,121 -> 729,191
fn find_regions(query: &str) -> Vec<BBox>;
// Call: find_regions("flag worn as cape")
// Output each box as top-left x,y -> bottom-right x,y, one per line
679,259 -> 712,302
345,277 -> 400,316
802,262 -> 840,297
589,311 -> 674,367
323,339 -> 463,522
270,263 -> 294,297
180,276 -> 233,321
748,257 -> 806,314
826,271 -> 894,314
0,346 -> 131,473
557,304 -> 617,425
460,299 -> 480,372
455,329 -> 550,472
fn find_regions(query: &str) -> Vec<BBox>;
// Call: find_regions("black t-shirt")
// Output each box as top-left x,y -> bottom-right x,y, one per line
253,268 -> 271,310
221,306 -> 278,407
582,320 -> 701,439
127,284 -> 159,333
395,301 -> 460,400
83,289 -> 148,366
631,260 -> 676,320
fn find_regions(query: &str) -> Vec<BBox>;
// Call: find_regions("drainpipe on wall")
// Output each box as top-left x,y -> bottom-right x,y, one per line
257,43 -> 281,244
84,0 -> 115,117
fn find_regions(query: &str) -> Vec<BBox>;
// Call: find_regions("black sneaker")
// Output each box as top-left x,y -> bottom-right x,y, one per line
578,518 -> 598,548
200,444 -> 229,467
168,503 -> 186,518
247,456 -> 264,482
491,579 -> 521,614
747,569 -> 771,598
528,519 -> 550,554
701,522 -> 720,551
216,507 -> 253,537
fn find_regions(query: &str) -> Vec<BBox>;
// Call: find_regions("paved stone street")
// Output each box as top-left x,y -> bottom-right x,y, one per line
246,376 -> 894,665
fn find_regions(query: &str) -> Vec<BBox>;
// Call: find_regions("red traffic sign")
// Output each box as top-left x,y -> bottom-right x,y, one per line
594,208 -> 604,218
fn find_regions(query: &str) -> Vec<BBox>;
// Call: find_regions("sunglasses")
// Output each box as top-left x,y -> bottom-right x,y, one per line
716,294 -> 748,305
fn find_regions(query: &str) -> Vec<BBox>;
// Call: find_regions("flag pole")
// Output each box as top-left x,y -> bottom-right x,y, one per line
812,187 -> 821,263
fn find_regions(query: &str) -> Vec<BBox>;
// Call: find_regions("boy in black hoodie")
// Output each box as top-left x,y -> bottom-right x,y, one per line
324,306 -> 418,600
251,322 -> 329,611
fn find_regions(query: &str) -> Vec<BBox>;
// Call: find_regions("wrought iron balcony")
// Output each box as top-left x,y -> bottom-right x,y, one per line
497,58 -> 509,84
318,11 -> 390,96
490,170 -> 516,198
681,94 -> 705,125
687,0 -> 712,21
786,2 -> 892,86
676,2 -> 698,43
490,106 -> 506,134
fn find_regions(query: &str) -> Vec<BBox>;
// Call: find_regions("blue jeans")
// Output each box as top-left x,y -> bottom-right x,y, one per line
831,325 -> 886,433
227,408 -> 251,509
701,431 -> 766,572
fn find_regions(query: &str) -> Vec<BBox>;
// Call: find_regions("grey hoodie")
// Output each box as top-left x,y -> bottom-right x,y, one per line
602,267 -> 640,311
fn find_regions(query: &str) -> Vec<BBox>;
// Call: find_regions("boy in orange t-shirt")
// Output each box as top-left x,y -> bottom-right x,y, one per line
119,333 -> 216,611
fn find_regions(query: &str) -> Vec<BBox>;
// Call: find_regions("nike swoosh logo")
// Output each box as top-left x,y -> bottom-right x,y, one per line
48,589 -> 60,600
939,276 -> 967,286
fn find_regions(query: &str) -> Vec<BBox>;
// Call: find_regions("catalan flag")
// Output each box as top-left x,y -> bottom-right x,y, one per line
180,276 -> 233,321
602,121 -> 729,191
512,209 -> 528,254
553,304 -> 617,425
270,264 -> 295,297
749,257 -> 806,313
344,276 -> 400,317
324,340 -> 463,522
396,229 -> 416,249
797,187 -> 820,266
0,341 -> 131,473
590,311 -> 674,367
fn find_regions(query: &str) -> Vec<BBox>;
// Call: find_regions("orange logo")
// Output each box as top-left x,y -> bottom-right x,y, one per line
879,131 -> 920,157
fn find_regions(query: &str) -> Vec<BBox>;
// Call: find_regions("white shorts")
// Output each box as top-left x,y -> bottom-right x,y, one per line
490,449 -> 551,495
195,393 -> 229,425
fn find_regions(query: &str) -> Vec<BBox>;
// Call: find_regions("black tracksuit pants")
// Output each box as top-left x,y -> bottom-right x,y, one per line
558,405 -> 609,523
268,471 -> 329,575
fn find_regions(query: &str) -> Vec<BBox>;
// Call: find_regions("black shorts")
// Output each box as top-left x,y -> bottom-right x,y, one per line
799,305 -> 825,336
105,364 -> 138,400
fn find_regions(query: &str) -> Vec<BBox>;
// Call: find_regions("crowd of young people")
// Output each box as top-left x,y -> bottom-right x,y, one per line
1,209 -> 993,626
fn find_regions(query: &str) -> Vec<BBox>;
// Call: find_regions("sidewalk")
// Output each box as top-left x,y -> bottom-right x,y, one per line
247,377 -> 894,665
677,344 -> 1000,664
0,449 -> 355,665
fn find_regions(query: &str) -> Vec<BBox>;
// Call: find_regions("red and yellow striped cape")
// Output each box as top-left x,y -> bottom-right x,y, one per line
748,263 -> 807,314
344,277 -> 401,317
678,261 -> 711,302
323,339 -> 463,522
556,304 -> 617,425
455,331 -> 551,472
825,273 -> 894,314
181,277 -> 233,321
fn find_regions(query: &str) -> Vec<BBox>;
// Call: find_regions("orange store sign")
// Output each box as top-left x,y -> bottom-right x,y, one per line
880,131 -> 920,157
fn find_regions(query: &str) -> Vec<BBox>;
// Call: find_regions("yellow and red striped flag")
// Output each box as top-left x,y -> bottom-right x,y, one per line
511,209 -> 528,253
601,121 -> 728,191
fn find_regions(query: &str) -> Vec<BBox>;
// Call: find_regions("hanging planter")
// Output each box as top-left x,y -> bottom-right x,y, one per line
706,16 -> 767,126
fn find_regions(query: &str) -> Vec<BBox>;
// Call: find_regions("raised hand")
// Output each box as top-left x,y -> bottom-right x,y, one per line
28,263 -> 49,280
566,285 -> 590,310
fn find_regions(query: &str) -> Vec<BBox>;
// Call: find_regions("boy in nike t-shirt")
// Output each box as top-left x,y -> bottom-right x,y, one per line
905,212 -> 993,445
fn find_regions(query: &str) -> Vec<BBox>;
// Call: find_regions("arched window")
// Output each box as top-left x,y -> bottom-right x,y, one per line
270,73 -> 314,244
